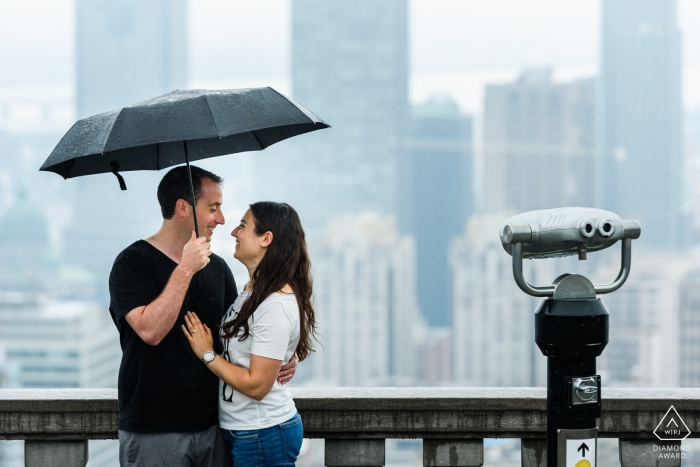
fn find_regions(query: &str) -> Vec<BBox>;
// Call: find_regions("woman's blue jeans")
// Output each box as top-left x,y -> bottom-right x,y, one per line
221,413 -> 303,466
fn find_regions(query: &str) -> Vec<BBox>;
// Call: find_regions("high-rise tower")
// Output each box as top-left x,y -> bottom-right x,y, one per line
76,0 -> 187,119
599,0 -> 683,249
483,70 -> 597,213
269,1 -> 408,233
401,97 -> 473,326
64,1 -> 187,283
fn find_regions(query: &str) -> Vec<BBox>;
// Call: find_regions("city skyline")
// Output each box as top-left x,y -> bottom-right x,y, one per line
1,0 -> 699,390
2,1 -> 700,116
1,2 -> 700,465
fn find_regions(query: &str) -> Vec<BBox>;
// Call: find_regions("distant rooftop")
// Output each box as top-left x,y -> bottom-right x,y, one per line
411,95 -> 461,119
516,67 -> 553,85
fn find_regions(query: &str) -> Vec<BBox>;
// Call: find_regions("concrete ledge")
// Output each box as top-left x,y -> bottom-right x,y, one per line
0,389 -> 118,440
2,387 -> 699,440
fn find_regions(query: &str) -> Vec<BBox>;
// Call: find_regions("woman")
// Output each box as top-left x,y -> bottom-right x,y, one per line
182,201 -> 317,466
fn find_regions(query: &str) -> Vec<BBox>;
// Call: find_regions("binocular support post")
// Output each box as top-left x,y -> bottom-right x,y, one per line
501,209 -> 640,467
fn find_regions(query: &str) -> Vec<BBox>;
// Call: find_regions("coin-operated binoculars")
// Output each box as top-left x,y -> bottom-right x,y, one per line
500,207 -> 641,467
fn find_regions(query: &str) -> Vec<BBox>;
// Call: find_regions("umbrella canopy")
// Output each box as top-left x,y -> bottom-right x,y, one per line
40,87 -> 329,233
41,87 -> 328,179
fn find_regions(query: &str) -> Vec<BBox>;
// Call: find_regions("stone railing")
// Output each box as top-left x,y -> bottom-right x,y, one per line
1,387 -> 699,466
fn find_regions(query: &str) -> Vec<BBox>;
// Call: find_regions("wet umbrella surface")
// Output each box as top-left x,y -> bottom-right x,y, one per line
40,87 -> 329,231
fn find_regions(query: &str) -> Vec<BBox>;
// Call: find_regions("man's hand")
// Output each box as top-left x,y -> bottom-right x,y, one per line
124,232 -> 209,346
179,231 -> 212,276
277,353 -> 298,385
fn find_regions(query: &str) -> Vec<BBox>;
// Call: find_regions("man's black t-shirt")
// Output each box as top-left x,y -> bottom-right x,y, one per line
109,240 -> 237,432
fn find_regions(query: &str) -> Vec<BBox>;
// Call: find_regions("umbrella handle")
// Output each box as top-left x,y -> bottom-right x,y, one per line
110,161 -> 127,190
183,141 -> 200,237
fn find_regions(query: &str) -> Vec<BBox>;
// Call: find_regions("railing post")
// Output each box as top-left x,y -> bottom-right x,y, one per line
521,438 -> 546,467
325,439 -> 385,467
25,440 -> 88,467
423,439 -> 484,466
619,439 -> 682,467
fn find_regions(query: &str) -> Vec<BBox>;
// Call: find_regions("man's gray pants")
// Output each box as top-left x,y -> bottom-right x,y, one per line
118,425 -> 231,467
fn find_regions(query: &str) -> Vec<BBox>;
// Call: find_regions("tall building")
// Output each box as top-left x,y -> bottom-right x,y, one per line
596,254 -> 695,387
678,268 -> 700,387
400,96 -> 473,326
450,214 -> 553,387
686,109 -> 700,241
76,0 -> 187,119
483,69 -> 597,213
263,0 -> 408,234
64,0 -> 188,283
0,191 -> 51,292
306,213 -> 422,386
599,0 -> 683,249
0,292 -> 121,467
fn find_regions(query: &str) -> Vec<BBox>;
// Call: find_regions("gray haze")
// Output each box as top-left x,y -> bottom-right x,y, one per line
2,1 -> 700,465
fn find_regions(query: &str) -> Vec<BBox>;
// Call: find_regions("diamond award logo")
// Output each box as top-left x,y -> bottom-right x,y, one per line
654,406 -> 691,441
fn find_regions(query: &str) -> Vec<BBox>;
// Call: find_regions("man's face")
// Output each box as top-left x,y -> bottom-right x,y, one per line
194,177 -> 224,241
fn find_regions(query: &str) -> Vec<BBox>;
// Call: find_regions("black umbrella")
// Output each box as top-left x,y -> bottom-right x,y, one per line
40,87 -> 329,234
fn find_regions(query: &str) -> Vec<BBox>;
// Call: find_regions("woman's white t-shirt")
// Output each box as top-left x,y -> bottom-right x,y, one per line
218,290 -> 300,430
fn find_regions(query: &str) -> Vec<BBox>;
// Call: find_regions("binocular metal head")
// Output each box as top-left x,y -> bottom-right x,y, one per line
499,207 -> 642,298
499,207 -> 641,259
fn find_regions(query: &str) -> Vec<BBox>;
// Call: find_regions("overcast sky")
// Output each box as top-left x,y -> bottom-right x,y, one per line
1,0 -> 699,113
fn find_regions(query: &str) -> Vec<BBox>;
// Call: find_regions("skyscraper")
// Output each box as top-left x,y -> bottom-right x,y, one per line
483,69 -> 597,213
0,192 -> 51,292
307,213 -> 422,386
450,214 -> 552,387
0,292 -> 121,467
401,96 -> 473,326
64,1 -> 187,282
76,0 -> 187,119
596,254 -> 694,387
266,0 -> 408,233
599,0 -> 683,249
678,269 -> 700,387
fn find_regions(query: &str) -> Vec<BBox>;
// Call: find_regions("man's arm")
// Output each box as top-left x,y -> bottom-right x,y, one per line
125,232 -> 212,346
277,353 -> 298,385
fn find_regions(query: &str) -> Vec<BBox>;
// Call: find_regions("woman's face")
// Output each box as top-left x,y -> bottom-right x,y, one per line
232,209 -> 268,267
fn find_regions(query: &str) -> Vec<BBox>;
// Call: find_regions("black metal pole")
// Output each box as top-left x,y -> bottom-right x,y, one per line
535,298 -> 607,466
183,140 -> 199,237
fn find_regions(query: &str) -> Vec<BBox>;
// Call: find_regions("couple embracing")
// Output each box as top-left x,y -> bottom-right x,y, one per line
109,165 -> 316,467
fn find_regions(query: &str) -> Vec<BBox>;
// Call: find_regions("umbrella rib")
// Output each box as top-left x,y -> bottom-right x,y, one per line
204,97 -> 221,138
102,108 -> 124,153
64,158 -> 78,179
251,131 -> 264,150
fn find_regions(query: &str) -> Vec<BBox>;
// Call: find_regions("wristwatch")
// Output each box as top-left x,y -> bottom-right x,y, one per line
202,350 -> 216,365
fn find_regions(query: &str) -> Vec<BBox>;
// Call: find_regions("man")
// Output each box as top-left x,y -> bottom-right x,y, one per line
109,166 -> 297,466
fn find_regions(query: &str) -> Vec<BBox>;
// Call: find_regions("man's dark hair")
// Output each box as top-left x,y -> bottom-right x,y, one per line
157,165 -> 223,219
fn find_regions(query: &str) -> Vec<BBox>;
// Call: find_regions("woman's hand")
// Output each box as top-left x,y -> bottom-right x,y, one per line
182,311 -> 214,359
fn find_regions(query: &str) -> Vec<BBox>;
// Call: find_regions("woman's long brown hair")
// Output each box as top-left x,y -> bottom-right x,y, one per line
221,202 -> 317,361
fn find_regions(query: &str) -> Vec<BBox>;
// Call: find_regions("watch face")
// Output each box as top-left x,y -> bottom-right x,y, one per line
203,351 -> 216,363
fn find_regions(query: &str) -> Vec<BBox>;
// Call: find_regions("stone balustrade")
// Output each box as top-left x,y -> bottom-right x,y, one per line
1,387 -> 699,466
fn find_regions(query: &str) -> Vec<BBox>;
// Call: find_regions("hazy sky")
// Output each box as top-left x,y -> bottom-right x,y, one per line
1,0 -> 699,113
